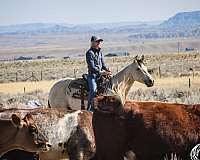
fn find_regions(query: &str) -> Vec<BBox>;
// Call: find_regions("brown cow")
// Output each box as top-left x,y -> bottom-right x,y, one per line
0,113 -> 51,158
93,95 -> 200,160
0,149 -> 39,160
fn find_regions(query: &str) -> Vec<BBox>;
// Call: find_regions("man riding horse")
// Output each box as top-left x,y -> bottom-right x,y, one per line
86,36 -> 111,111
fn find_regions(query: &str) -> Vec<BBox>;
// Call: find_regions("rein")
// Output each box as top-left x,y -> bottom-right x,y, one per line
97,73 -> 112,95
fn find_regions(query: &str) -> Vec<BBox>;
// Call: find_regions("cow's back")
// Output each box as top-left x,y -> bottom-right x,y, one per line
124,101 -> 200,159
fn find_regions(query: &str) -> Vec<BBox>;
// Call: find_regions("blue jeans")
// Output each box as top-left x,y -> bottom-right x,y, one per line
87,74 -> 97,111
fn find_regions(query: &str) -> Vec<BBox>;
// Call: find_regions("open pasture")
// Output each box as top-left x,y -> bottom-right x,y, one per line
0,52 -> 200,83
0,52 -> 200,108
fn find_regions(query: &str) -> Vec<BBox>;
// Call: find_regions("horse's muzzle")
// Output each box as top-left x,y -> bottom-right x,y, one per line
146,79 -> 154,87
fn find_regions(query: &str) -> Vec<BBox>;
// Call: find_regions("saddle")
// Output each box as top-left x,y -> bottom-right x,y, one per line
68,72 -> 112,109
68,74 -> 88,90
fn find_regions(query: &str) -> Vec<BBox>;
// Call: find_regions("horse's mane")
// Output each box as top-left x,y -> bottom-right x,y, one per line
112,77 -> 131,104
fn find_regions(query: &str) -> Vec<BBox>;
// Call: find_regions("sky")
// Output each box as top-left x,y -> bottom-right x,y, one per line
0,0 -> 200,26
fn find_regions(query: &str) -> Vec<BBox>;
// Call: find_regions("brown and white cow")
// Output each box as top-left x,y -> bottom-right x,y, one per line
0,108 -> 95,160
38,109 -> 95,160
93,95 -> 200,160
0,113 -> 51,157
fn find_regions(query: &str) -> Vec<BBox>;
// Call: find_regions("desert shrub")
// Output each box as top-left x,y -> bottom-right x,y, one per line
129,88 -> 200,104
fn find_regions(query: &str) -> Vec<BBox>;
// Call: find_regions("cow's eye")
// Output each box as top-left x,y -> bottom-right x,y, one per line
29,125 -> 38,134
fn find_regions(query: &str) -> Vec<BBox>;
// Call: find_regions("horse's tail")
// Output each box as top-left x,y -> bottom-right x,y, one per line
48,100 -> 51,108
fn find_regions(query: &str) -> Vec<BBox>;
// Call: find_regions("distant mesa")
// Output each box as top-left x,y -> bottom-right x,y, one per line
0,11 -> 200,40
161,11 -> 200,27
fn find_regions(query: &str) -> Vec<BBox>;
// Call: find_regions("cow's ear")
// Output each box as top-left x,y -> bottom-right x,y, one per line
23,114 -> 34,125
11,114 -> 23,128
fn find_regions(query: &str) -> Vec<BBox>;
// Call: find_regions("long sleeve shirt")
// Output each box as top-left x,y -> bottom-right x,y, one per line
86,47 -> 108,74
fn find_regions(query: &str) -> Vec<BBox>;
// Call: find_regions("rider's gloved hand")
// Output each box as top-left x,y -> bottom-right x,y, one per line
99,70 -> 106,75
106,68 -> 112,75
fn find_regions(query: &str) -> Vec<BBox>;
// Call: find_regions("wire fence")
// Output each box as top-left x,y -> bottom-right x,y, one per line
0,67 -> 122,83
0,64 -> 198,91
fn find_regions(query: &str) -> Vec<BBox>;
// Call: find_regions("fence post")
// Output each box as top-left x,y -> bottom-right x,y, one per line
193,71 -> 194,79
189,78 -> 191,88
41,71 -> 43,81
158,66 -> 161,78
189,68 -> 194,79
74,69 -> 77,78
16,72 -> 18,82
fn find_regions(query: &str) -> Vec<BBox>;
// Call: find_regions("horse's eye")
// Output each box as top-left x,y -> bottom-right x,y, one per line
137,68 -> 140,71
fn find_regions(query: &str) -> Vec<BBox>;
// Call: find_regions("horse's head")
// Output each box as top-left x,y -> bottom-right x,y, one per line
130,55 -> 154,87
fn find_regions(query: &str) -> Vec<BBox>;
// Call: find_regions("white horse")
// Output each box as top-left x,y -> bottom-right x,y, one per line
48,56 -> 154,110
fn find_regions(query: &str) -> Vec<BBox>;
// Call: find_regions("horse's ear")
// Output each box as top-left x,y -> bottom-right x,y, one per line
141,55 -> 144,62
133,55 -> 138,62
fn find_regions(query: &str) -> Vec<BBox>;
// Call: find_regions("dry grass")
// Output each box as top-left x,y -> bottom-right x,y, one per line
0,90 -> 49,109
130,88 -> 200,104
0,76 -> 200,109
1,52 -> 200,83
0,80 -> 56,108
0,77 -> 199,94
132,77 -> 200,90
0,52 -> 200,108
129,77 -> 200,104
0,80 -> 56,94
0,34 -> 200,59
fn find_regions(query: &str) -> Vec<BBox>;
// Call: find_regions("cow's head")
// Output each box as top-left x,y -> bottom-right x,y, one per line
93,95 -> 123,113
11,113 -> 51,153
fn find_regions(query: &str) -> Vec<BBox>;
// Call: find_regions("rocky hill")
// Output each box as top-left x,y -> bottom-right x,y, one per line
0,11 -> 200,39
161,11 -> 200,27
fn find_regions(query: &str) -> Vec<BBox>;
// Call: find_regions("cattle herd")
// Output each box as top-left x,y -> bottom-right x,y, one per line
0,95 -> 200,160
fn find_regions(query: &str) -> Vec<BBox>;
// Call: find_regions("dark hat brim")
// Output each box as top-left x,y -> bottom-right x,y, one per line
95,38 -> 103,42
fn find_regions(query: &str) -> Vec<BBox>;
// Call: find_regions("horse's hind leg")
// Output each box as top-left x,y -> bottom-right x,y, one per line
81,86 -> 85,110
48,100 -> 51,108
